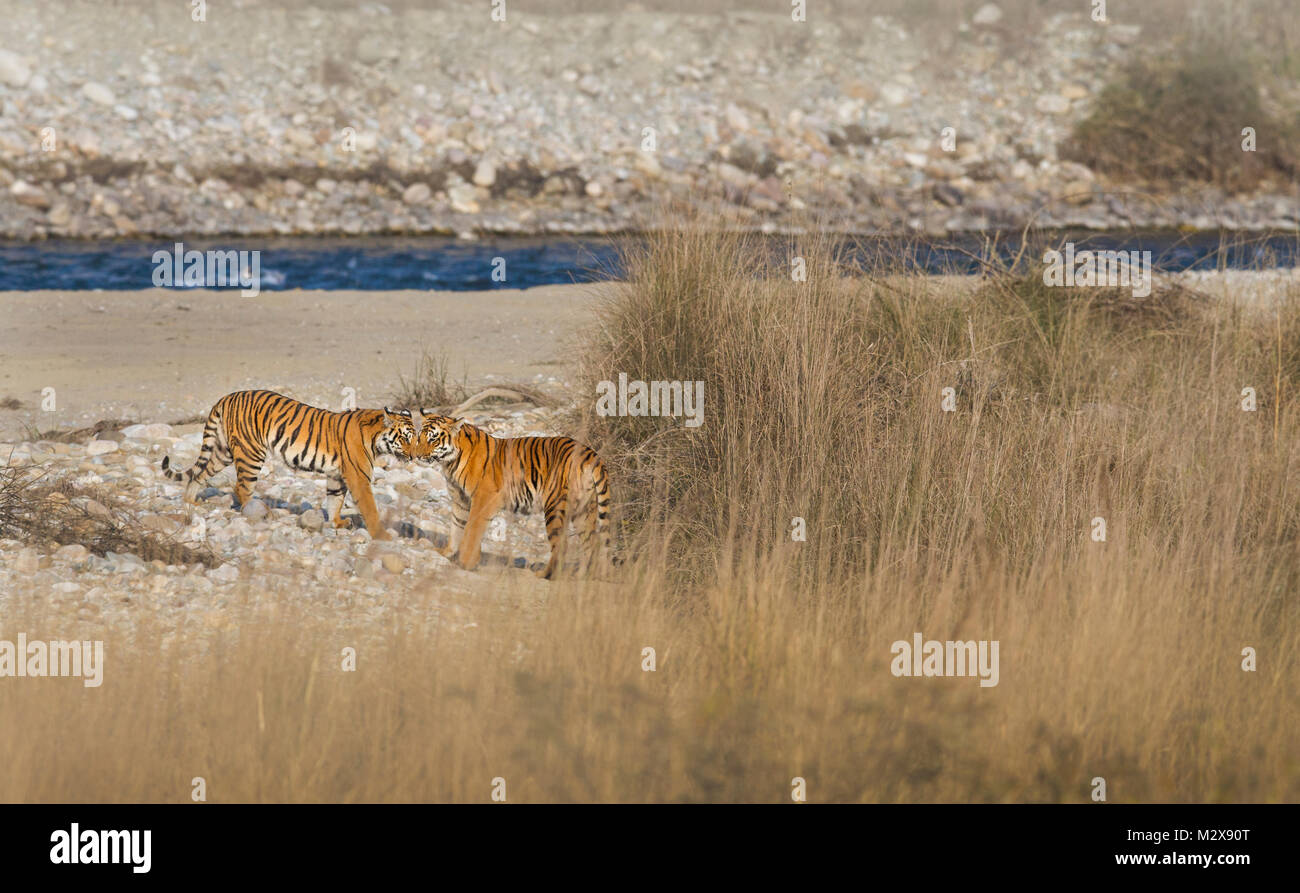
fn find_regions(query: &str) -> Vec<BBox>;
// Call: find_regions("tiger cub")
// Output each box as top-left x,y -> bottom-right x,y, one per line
161,389 -> 417,540
412,413 -> 617,578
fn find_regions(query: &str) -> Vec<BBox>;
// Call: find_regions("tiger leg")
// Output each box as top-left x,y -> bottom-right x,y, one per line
342,465 -> 390,540
180,445 -> 231,504
590,460 -> 619,569
231,447 -> 265,511
440,488 -> 471,558
456,490 -> 504,571
325,473 -> 348,529
577,490 -> 601,574
539,494 -> 570,580
162,417 -> 228,503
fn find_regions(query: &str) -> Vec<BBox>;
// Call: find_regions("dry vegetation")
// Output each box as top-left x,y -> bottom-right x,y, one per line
1062,37 -> 1299,191
0,467 -> 216,568
2,217 -> 1297,803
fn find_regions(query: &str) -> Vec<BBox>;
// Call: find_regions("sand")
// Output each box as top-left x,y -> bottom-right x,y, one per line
3,270 -> 1297,442
0,284 -> 604,441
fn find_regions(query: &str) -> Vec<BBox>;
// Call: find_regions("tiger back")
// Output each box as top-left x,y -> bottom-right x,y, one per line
413,412 -> 617,578
160,389 -> 416,540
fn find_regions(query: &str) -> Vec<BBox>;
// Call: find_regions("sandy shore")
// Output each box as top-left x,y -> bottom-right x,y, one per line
4,270 -> 1298,441
0,283 -> 603,440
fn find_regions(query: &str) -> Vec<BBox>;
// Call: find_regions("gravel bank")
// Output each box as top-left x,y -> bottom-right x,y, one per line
0,1 -> 1295,240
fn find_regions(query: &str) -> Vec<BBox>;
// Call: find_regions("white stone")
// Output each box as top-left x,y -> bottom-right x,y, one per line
81,81 -> 116,106
402,182 -> 431,204
881,84 -> 909,107
0,49 -> 31,87
472,159 -> 497,188
1035,95 -> 1071,115
55,544 -> 90,562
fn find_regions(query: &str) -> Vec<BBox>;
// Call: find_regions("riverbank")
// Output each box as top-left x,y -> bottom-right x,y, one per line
0,283 -> 602,442
4,269 -> 1300,442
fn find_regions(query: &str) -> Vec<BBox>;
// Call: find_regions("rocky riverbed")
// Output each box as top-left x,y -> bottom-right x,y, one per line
0,1 -> 1295,241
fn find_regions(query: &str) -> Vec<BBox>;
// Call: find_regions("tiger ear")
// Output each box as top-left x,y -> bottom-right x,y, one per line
451,418 -> 467,434
381,406 -> 396,428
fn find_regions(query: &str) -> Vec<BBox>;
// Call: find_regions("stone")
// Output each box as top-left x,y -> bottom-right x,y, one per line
140,514 -> 181,534
933,183 -> 964,207
880,84 -> 910,107
300,510 -> 326,531
81,81 -> 116,106
54,544 -> 90,563
11,180 -> 52,209
209,563 -> 240,584
972,3 -> 1003,25
0,49 -> 31,87
448,183 -> 480,213
1035,95 -> 1071,116
356,34 -> 391,65
86,440 -> 119,456
402,182 -> 432,204
472,159 -> 497,188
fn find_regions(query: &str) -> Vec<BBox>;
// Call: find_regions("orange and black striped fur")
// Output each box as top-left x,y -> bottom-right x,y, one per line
412,413 -> 617,579
161,390 -> 417,540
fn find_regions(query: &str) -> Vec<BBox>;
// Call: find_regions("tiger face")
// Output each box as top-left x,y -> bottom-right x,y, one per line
378,407 -> 418,459
413,412 -> 464,463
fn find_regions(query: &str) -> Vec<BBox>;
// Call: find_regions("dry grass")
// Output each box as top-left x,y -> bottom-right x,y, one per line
1062,37 -> 1299,192
2,220 -> 1298,802
0,466 -> 216,568
391,349 -> 469,410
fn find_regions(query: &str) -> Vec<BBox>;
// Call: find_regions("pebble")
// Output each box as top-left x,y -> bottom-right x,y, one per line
55,544 -> 90,563
81,81 -> 115,106
0,49 -> 31,87
210,563 -> 240,584
0,8 -> 1280,239
402,183 -> 431,205
1035,95 -> 1072,116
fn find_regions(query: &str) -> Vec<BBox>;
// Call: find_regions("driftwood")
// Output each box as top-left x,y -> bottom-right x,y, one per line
451,387 -> 532,415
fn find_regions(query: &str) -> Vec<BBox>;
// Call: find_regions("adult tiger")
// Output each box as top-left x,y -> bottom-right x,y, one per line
412,413 -> 618,579
160,389 -> 417,540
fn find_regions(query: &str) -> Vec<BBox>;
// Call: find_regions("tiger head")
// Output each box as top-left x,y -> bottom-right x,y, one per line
413,412 -> 467,464
376,407 -> 418,459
